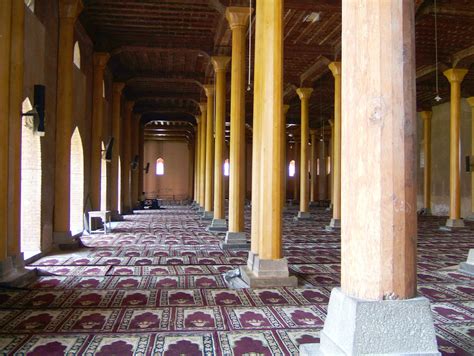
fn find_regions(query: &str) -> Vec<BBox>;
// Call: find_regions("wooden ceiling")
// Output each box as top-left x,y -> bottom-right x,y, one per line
79,0 -> 474,141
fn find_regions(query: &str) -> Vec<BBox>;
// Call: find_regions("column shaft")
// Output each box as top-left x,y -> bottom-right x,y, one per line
256,0 -> 283,260
281,105 -> 289,209
329,63 -> 341,226
444,68 -> 468,226
467,97 -> 474,213
204,86 -> 215,213
310,131 -> 318,202
194,121 -> 200,203
341,0 -> 417,300
211,57 -> 230,220
121,101 -> 133,213
54,0 -> 82,237
227,8 -> 251,233
0,0 -> 12,262
188,140 -> 194,200
420,111 -> 432,212
297,88 -> 313,215
7,0 -> 24,258
137,123 -> 144,200
110,83 -> 125,215
199,106 -> 207,207
131,113 -> 140,206
90,53 -> 109,210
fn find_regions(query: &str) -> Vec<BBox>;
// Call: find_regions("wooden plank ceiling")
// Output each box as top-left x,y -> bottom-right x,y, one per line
79,0 -> 474,142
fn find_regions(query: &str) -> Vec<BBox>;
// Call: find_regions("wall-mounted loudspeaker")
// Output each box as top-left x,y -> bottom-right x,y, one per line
103,137 -> 114,162
144,162 -> 150,174
465,156 -> 473,172
131,155 -> 139,170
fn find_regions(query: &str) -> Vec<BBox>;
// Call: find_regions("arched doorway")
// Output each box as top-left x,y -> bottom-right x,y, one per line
70,127 -> 84,235
20,98 -> 42,257
100,141 -> 107,211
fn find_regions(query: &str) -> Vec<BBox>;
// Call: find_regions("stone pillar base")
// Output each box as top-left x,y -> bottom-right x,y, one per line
240,255 -> 298,288
221,232 -> 249,250
300,288 -> 440,356
197,206 -> 205,213
53,231 -> 81,249
309,201 -> 319,207
207,218 -> 228,232
294,211 -> 311,221
0,254 -> 36,287
445,218 -> 465,228
111,210 -> 124,221
201,211 -> 214,220
325,218 -> 341,231
325,203 -> 333,212
459,249 -> 474,276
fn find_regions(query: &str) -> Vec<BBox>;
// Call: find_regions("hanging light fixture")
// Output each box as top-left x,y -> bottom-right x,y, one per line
434,0 -> 442,102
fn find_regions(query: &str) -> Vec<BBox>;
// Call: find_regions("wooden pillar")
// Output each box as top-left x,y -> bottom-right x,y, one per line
90,53 -> 109,211
444,68 -> 468,228
328,120 -> 334,205
210,57 -> 230,225
310,130 -> 318,203
0,0 -> 13,269
199,104 -> 207,209
420,111 -> 432,213
188,138 -> 195,201
137,123 -> 144,201
110,82 -> 125,218
226,7 -> 251,238
329,62 -> 341,227
53,0 -> 83,242
296,88 -> 313,218
7,0 -> 25,264
293,141 -> 300,201
341,0 -> 417,301
121,101 -> 133,213
131,113 -> 140,206
203,85 -> 215,217
241,0 -> 296,287
282,105 -> 289,209
194,119 -> 200,204
467,97 -> 474,214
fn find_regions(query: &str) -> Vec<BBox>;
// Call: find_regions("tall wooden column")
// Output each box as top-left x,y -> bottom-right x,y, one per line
282,105 -> 289,209
224,7 -> 251,247
303,2 -> 439,354
120,101 -> 133,213
194,119 -> 200,204
203,85 -> 215,218
420,111 -> 432,214
241,0 -> 296,287
328,62 -> 341,228
0,0 -> 13,274
310,130 -> 318,204
328,119 -> 334,206
293,141 -> 300,201
90,53 -> 109,211
110,82 -> 125,219
467,97 -> 474,216
53,0 -> 83,244
198,104 -> 207,211
137,123 -> 144,201
209,57 -> 230,230
7,0 -> 25,267
188,139 -> 194,201
296,88 -> 313,219
444,68 -> 468,228
131,113 -> 140,206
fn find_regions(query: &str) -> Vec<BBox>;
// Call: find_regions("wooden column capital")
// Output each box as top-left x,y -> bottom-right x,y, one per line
466,96 -> 474,107
211,56 -> 231,72
59,0 -> 83,20
203,84 -> 215,98
283,105 -> 290,115
443,68 -> 468,83
113,82 -> 125,94
199,103 -> 207,114
93,52 -> 110,69
226,7 -> 252,30
419,111 -> 432,121
296,88 -> 313,101
328,61 -> 342,77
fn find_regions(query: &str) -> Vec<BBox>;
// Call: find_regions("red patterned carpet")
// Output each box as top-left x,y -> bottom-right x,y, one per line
0,205 -> 473,355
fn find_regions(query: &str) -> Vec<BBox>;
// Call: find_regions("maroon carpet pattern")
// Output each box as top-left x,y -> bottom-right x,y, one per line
0,205 -> 473,355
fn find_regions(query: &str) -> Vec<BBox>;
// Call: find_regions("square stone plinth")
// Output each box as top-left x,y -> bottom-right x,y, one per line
300,288 -> 440,356
207,218 -> 228,232
240,255 -> 297,288
221,232 -> 249,250
294,211 -> 311,221
446,218 -> 465,228
459,249 -> 474,276
201,211 -> 213,220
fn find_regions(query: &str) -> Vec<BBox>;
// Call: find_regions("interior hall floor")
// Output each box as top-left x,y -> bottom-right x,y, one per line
0,205 -> 473,355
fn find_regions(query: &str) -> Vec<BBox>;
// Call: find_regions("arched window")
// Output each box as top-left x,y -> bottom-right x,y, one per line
70,127 -> 85,235
327,156 -> 331,174
288,160 -> 296,177
223,159 -> 230,176
316,158 -> 320,176
156,158 -> 164,175
21,97 -> 42,257
73,42 -> 81,69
